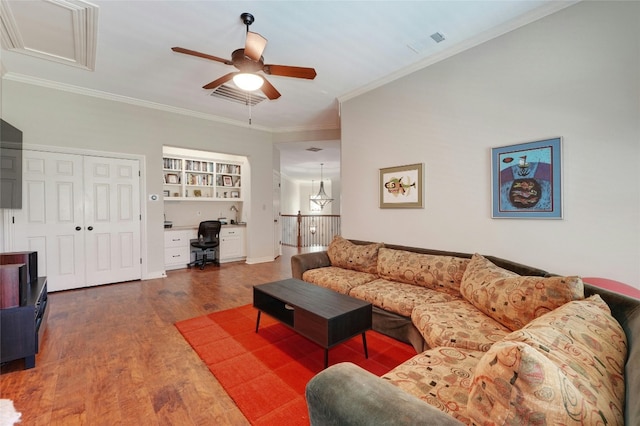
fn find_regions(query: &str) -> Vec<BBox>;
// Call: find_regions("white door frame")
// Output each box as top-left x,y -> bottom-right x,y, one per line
273,170 -> 282,258
2,144 -> 147,282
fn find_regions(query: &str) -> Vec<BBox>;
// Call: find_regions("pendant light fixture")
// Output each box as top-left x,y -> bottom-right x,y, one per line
310,163 -> 333,210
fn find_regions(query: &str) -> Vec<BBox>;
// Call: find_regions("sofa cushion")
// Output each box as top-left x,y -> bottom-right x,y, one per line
326,235 -> 383,274
461,253 -> 584,331
468,340 -> 589,425
382,346 -> 485,424
302,266 -> 378,294
349,278 -> 459,317
412,300 -> 511,352
377,248 -> 470,292
460,253 -> 518,298
467,295 -> 627,425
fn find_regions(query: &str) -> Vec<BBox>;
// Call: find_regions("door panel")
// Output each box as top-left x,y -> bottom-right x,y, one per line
56,235 -> 77,275
118,232 -> 134,267
57,182 -> 75,221
25,180 -> 46,223
13,151 -> 85,291
84,156 -> 141,286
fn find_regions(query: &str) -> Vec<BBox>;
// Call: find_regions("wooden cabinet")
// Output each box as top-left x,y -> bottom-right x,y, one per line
164,230 -> 194,270
0,277 -> 48,369
220,227 -> 246,262
163,155 -> 243,201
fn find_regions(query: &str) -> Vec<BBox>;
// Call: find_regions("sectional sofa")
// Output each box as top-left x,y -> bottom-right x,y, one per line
292,236 -> 640,425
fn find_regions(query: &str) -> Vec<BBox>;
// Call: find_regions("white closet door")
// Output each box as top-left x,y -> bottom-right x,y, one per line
12,151 -> 142,291
14,151 -> 85,291
83,156 -> 141,286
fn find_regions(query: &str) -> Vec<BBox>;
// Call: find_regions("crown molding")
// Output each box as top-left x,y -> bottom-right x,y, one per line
3,72 -> 274,131
4,72 -> 342,134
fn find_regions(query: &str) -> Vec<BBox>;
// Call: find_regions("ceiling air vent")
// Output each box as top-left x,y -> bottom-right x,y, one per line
210,85 -> 266,106
430,32 -> 445,43
306,147 -> 322,152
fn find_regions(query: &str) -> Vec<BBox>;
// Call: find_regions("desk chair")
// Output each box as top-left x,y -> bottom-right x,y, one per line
187,220 -> 221,270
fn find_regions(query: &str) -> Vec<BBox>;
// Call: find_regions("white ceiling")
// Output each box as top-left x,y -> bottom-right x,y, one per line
0,0 -> 575,181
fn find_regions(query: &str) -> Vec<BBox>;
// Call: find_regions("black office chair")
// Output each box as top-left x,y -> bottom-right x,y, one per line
187,220 -> 221,270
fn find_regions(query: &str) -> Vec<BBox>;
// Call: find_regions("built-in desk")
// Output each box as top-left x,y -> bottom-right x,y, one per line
164,224 -> 246,270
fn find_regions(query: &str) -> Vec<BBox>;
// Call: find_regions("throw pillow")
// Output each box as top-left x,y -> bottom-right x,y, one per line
460,253 -> 584,330
468,340 -> 588,425
326,236 -> 383,275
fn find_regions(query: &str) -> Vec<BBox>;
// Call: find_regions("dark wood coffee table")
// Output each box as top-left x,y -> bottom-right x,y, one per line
253,278 -> 372,368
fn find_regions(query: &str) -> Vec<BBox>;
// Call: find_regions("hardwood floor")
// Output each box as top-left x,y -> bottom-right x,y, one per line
0,246 -> 312,425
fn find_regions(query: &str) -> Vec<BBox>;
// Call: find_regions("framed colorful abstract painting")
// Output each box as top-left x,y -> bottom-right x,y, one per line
379,163 -> 424,208
491,137 -> 562,219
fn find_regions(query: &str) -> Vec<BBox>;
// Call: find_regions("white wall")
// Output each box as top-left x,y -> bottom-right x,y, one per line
280,174 -> 301,215
164,200 -> 243,227
1,80 -> 275,277
341,1 -> 640,286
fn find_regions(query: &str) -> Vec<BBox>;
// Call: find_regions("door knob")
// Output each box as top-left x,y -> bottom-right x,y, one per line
75,226 -> 81,231
87,226 -> 94,231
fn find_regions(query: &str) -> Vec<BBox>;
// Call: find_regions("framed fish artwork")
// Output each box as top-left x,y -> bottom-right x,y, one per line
379,163 -> 424,209
491,137 -> 562,219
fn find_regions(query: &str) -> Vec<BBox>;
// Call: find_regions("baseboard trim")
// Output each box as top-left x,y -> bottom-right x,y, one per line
245,256 -> 274,265
143,270 -> 167,280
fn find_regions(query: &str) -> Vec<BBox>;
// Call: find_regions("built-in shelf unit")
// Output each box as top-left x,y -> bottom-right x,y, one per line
162,147 -> 245,201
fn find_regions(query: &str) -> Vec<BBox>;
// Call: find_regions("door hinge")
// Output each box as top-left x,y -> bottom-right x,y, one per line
12,216 -> 15,224
140,258 -> 142,264
140,214 -> 142,220
138,170 -> 141,177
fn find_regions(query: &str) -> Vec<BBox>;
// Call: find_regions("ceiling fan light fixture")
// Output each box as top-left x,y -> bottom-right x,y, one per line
233,73 -> 264,91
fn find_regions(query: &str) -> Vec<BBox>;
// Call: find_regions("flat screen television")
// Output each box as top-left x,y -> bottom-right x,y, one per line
0,119 -> 23,209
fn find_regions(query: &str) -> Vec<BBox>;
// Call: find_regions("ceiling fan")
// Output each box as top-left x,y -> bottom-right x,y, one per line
171,12 -> 317,100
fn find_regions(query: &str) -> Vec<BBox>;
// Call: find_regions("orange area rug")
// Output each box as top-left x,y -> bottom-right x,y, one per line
175,304 -> 416,425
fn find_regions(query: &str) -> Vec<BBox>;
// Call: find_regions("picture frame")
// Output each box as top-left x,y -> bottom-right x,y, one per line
193,189 -> 202,197
162,190 -> 170,197
491,137 -> 562,219
379,163 -> 424,209
166,173 -> 179,184
230,190 -> 240,198
222,175 -> 233,187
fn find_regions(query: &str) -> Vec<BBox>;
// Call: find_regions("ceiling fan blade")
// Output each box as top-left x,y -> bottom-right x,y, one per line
202,72 -> 237,90
263,64 -> 317,80
260,77 -> 281,100
171,47 -> 233,65
244,31 -> 267,62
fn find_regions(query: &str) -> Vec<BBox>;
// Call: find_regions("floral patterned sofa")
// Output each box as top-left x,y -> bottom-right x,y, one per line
293,237 -> 640,425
